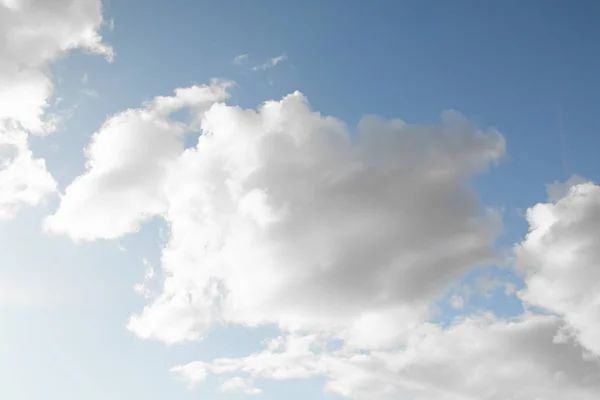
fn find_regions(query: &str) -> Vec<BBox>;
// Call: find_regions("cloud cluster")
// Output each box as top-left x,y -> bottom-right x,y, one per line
7,2 -> 600,399
252,53 -> 287,71
46,73 -> 600,398
172,314 -> 600,399
0,0 -> 112,218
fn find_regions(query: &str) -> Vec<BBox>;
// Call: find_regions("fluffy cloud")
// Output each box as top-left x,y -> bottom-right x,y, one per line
45,81 -> 232,240
128,94 -> 504,346
0,0 -> 112,218
172,314 -> 600,400
52,83 -> 505,347
515,177 -> 600,356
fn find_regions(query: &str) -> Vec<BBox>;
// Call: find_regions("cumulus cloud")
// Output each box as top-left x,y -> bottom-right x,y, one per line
172,314 -> 600,399
45,81 -> 233,240
52,83 -> 505,348
0,0 -> 112,218
252,53 -> 287,71
515,177 -> 600,356
127,95 -> 504,346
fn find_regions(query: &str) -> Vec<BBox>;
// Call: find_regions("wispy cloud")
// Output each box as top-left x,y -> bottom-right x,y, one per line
252,52 -> 287,71
82,88 -> 99,98
233,53 -> 248,65
82,72 -> 89,84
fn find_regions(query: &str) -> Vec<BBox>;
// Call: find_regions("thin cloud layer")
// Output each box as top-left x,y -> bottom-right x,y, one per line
0,0 -> 112,217
516,178 -> 600,355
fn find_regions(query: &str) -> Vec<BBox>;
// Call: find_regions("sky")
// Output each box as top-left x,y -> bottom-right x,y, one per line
2,0 -> 600,399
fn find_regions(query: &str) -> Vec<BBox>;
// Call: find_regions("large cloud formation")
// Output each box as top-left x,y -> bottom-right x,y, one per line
48,80 -> 600,399
0,0 -> 112,218
50,82 -> 505,348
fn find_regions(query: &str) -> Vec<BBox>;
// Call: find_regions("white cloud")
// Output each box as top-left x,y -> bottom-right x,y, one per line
0,0 -> 113,133
45,81 -> 233,241
234,53 -> 249,65
0,0 -> 112,218
82,88 -> 99,98
515,178 -> 600,356
53,83 -> 505,347
173,315 -> 600,399
252,53 -> 287,71
127,99 -> 504,345
449,293 -> 467,309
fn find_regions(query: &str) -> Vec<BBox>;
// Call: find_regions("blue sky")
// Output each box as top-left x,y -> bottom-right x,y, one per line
2,1 -> 600,399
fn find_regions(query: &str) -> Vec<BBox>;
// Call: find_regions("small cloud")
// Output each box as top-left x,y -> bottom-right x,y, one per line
252,52 -> 287,71
82,88 -> 99,98
233,53 -> 249,65
219,377 -> 262,396
133,258 -> 156,299
107,18 -> 115,32
82,72 -> 89,84
450,294 -> 466,309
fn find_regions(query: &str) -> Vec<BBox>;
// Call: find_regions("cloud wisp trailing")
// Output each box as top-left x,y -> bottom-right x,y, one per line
252,53 -> 288,71
234,53 -> 249,65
